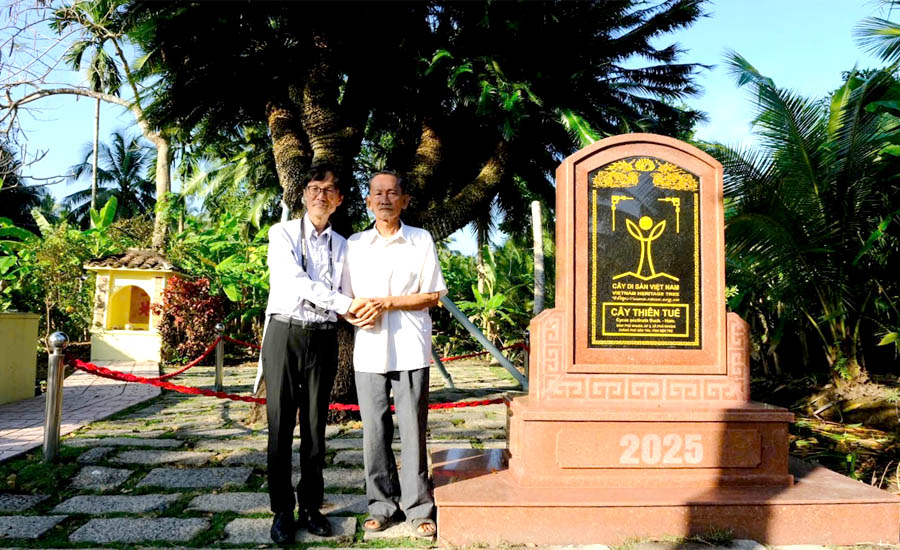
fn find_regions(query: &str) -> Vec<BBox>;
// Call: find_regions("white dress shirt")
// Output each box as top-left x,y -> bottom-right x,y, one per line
342,222 -> 448,373
265,214 -> 353,322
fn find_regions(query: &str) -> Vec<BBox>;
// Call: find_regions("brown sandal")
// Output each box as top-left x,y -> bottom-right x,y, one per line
362,514 -> 391,532
410,517 -> 436,538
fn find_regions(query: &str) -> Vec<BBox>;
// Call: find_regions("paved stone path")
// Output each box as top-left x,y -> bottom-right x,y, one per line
0,357 -> 896,549
0,357 -> 518,547
0,360 -> 160,462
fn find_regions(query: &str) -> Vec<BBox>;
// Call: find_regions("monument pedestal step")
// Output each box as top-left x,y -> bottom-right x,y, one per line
508,397 -> 794,488
433,449 -> 900,546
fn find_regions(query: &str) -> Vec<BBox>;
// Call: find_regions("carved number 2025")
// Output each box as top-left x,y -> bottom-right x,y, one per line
619,433 -> 703,465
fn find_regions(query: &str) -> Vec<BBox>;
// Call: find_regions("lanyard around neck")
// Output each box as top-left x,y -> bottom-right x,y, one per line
300,220 -> 334,291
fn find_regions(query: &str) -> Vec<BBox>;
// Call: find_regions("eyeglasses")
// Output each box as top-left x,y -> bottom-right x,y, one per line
305,185 -> 339,198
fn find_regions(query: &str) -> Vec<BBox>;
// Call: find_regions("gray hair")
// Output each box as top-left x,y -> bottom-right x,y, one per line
368,170 -> 406,194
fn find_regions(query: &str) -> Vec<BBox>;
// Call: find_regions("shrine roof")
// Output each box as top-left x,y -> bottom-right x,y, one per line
84,248 -> 179,272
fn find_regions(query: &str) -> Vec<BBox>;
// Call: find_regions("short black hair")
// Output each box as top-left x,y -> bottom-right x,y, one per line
304,164 -> 343,195
368,170 -> 405,194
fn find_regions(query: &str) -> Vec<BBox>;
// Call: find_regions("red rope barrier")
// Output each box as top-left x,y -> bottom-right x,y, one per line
432,342 -> 525,363
223,335 -> 261,350
153,336 -> 223,381
71,358 -> 265,404
69,357 -> 508,410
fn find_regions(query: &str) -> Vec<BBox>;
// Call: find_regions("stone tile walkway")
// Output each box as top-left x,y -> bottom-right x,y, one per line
0,360 -> 160,462
0,357 -> 519,547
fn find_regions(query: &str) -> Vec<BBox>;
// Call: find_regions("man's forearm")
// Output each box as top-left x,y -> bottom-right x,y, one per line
378,292 -> 441,311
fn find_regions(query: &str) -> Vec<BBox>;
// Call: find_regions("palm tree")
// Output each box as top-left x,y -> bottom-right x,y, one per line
128,0 -> 705,240
177,125 -> 282,230
856,1 -> 900,67
0,143 -> 50,232
63,129 -> 156,225
708,52 -> 899,385
52,0 -> 174,249
52,0 -> 123,214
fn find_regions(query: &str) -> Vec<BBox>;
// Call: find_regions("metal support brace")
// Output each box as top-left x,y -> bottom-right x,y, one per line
524,329 -> 530,380
215,323 -> 225,392
431,347 -> 455,388
43,332 -> 68,463
439,296 -> 528,390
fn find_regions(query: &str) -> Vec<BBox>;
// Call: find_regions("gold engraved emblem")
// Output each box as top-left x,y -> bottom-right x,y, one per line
592,160 -> 639,188
652,162 -> 698,191
613,216 -> 678,282
610,195 -> 633,231
658,197 -> 681,232
592,157 -> 698,191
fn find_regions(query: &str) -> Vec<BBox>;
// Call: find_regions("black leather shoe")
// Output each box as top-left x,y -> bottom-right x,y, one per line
270,511 -> 296,544
301,508 -> 332,537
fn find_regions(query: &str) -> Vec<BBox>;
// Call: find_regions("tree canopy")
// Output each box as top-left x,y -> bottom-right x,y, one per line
130,0 -> 707,238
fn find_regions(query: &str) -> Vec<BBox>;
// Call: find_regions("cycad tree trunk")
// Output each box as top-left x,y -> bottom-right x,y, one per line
150,137 -> 172,250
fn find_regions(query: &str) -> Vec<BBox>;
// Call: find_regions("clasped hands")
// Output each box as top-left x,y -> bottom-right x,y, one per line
343,297 -> 389,329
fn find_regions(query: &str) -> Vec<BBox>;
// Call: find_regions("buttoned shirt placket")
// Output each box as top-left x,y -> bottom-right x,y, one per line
300,220 -> 335,323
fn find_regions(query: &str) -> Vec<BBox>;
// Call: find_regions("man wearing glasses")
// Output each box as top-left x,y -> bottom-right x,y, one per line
262,165 -> 377,543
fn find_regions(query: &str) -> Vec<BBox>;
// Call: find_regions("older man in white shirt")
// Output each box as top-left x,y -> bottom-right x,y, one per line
341,171 -> 446,538
263,165 -> 376,543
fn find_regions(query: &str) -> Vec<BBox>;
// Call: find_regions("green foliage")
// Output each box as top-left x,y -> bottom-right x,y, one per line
435,234 -> 554,355
63,130 -> 156,227
166,212 -> 269,336
0,217 -> 37,311
1,449 -> 82,494
151,275 -> 226,364
176,124 -> 282,229
0,143 -> 52,234
126,0 -> 707,243
0,197 -> 146,341
709,53 -> 900,382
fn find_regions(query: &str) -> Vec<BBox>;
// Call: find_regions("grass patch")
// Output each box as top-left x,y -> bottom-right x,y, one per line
104,398 -> 167,422
688,528 -> 734,546
190,511 -> 237,546
609,529 -> 734,550
1,451 -> 82,494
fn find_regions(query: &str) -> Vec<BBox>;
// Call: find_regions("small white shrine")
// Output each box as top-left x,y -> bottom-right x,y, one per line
84,249 -> 178,362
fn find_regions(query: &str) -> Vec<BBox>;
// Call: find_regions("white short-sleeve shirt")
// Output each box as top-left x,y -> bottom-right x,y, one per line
342,222 -> 448,373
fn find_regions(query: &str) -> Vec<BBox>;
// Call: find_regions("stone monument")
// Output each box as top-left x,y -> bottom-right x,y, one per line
433,134 -> 900,546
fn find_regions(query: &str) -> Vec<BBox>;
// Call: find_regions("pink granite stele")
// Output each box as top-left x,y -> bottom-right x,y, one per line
433,134 -> 900,546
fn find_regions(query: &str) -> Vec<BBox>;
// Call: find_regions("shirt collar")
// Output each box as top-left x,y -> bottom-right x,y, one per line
303,213 -> 332,241
367,220 -> 407,244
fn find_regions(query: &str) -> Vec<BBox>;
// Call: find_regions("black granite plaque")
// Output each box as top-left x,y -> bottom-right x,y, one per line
588,157 -> 701,348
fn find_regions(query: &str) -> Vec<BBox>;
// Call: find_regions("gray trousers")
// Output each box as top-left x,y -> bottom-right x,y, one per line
355,368 -> 434,521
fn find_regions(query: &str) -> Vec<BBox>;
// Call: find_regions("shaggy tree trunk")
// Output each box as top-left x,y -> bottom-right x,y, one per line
151,137 -> 172,250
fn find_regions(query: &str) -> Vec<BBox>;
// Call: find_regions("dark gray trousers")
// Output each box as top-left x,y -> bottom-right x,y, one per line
354,368 -> 434,522
262,317 -> 337,514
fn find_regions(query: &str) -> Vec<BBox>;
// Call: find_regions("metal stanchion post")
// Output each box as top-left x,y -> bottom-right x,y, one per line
523,329 -> 530,381
215,323 -> 225,392
43,332 -> 68,463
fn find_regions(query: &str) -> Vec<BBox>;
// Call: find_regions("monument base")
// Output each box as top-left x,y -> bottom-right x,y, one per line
433,450 -> 900,546
507,397 -> 795,488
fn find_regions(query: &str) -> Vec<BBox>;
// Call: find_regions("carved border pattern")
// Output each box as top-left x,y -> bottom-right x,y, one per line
531,309 -> 747,402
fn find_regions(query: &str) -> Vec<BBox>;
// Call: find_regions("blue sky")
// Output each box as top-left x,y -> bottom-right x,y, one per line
14,0 -> 894,253
679,0 -> 887,147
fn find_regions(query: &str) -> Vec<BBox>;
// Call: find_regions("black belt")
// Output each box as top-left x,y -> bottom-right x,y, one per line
270,314 -> 337,330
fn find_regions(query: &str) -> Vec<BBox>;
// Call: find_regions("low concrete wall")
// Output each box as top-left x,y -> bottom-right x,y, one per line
0,312 -> 40,405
